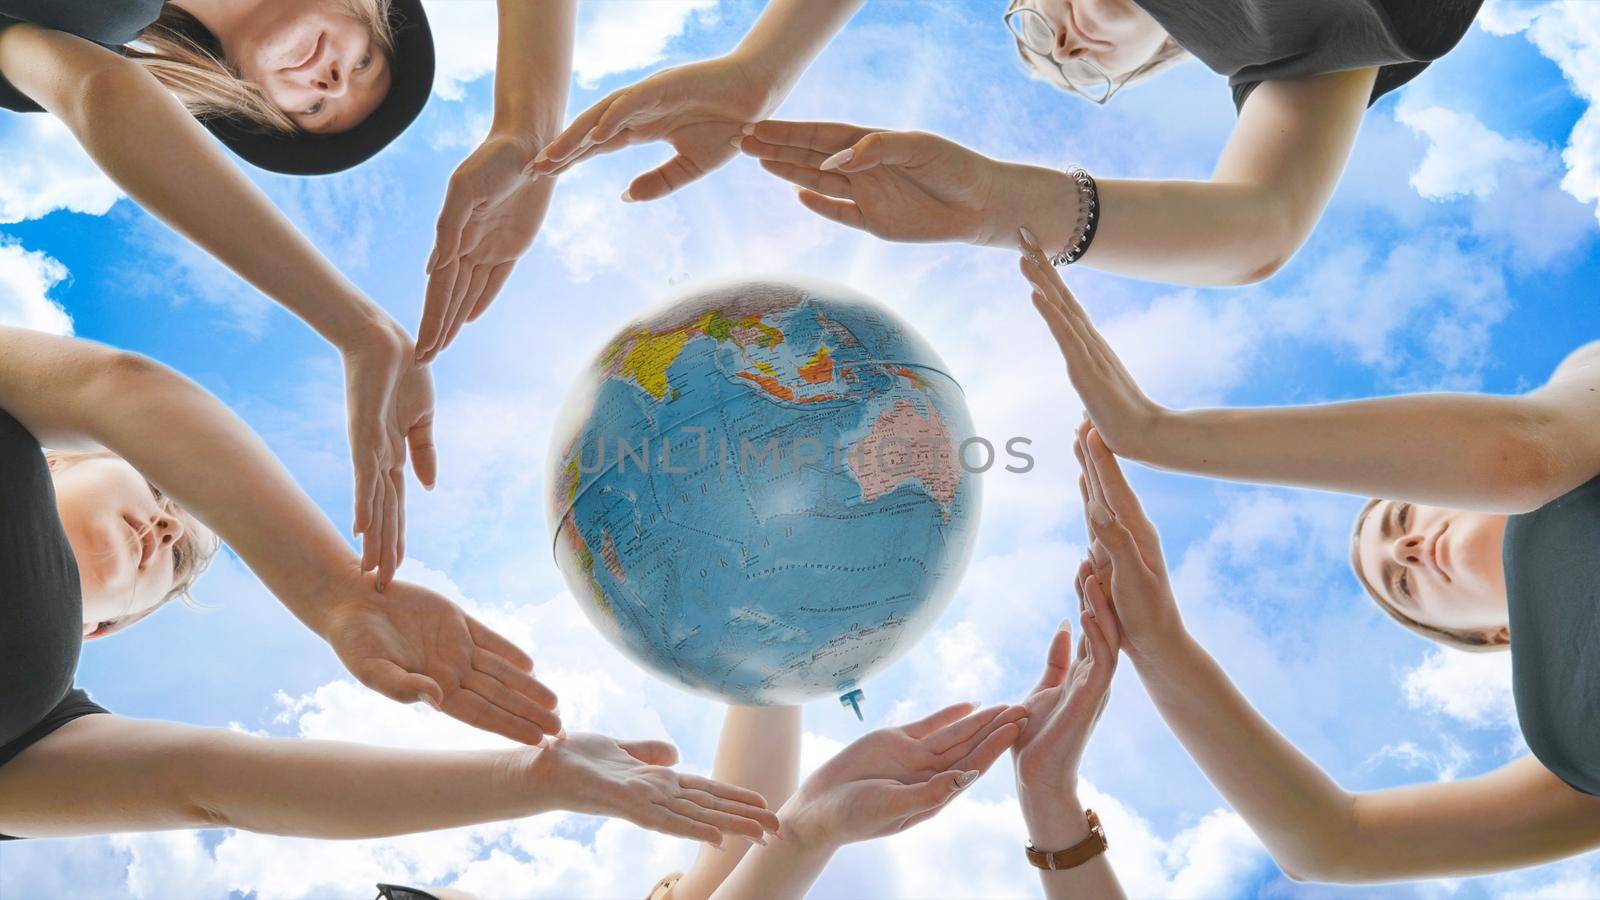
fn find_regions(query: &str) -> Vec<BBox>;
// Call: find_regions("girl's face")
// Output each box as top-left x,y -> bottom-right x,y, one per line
51,456 -> 211,637
1020,0 -> 1171,79
1354,500 -> 1510,639
226,0 -> 393,134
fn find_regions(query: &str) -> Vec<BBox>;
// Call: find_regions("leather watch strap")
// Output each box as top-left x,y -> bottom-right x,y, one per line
1025,809 -> 1108,871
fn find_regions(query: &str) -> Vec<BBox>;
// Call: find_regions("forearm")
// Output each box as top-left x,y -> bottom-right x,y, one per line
6,32 -> 389,349
491,0 -> 574,142
1138,395 -> 1562,513
673,706 -> 802,899
707,832 -> 834,900
0,715 -> 550,839
731,0 -> 863,103
1020,794 -> 1125,900
1131,633 -> 1355,878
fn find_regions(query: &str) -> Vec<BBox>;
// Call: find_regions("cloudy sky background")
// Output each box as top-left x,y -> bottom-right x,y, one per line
1,0 -> 1598,897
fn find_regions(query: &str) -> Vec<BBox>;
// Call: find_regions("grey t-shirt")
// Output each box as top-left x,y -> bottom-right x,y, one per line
1133,0 -> 1484,111
1504,474 -> 1600,797
0,0 -> 164,112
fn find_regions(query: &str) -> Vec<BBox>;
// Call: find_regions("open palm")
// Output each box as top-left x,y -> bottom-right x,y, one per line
321,577 -> 560,744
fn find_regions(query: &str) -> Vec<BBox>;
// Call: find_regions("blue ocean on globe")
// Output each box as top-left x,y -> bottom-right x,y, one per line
546,278 -> 981,706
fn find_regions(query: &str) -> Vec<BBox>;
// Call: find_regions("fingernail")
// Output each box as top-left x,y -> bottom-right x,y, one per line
728,135 -> 745,150
1019,226 -> 1039,249
740,123 -> 756,135
956,770 -> 979,788
533,147 -> 550,164
819,148 -> 853,171
583,126 -> 602,145
620,189 -> 634,203
1088,501 -> 1111,526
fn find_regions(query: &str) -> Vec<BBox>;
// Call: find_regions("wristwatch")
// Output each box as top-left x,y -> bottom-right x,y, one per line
1025,809 -> 1108,870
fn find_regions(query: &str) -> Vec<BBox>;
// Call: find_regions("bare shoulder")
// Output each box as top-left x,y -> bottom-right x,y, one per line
1544,340 -> 1600,390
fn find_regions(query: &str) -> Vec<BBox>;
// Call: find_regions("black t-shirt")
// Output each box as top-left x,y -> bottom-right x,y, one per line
1505,474 -> 1600,797
1134,0 -> 1484,111
0,408 -> 108,839
0,0 -> 164,112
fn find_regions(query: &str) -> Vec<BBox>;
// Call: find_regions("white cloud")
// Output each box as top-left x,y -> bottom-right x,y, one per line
1400,648 -> 1519,733
573,1 -> 719,89
0,240 -> 72,335
0,116 -> 122,223
421,1 -> 499,102
1479,1 -> 1600,224
1398,104 -> 1548,201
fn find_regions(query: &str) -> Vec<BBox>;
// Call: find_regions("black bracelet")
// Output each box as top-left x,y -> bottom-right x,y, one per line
1050,167 -> 1100,267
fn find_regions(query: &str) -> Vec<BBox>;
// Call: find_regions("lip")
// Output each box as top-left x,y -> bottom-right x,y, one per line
1427,521 -> 1452,582
284,32 -> 325,74
124,515 -> 154,570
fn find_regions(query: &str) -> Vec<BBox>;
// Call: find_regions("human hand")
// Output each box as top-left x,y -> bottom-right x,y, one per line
321,573 -> 561,744
735,122 -> 1016,245
530,732 -> 781,847
1012,563 -> 1119,820
419,133 -> 552,363
778,702 -> 1026,850
526,55 -> 779,200
1020,229 -> 1167,461
1076,420 -> 1185,663
339,322 -> 437,588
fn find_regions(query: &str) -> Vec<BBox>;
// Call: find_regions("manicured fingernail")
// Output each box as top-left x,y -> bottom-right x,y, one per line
620,189 -> 634,202
1016,717 -> 1029,733
1019,226 -> 1040,249
583,126 -> 602,145
1088,501 -> 1111,526
728,135 -> 745,150
740,123 -> 756,136
819,148 -> 853,171
956,770 -> 979,788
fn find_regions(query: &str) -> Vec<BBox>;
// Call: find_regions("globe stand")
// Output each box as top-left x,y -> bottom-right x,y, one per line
839,688 -> 865,721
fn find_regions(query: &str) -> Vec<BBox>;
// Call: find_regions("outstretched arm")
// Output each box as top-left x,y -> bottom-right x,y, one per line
739,67 -> 1375,287
0,24 -> 430,584
1020,233 -> 1600,513
0,326 -> 557,744
669,706 -> 803,900
0,715 -> 779,844
1076,423 -> 1600,882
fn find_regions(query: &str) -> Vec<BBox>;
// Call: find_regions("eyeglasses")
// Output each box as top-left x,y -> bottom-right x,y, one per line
1003,4 -> 1127,105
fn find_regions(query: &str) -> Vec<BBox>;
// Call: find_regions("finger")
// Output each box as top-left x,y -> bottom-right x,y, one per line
430,184 -> 476,276
357,658 -> 443,707
617,738 -> 678,766
462,670 -> 562,735
472,648 -> 560,712
360,466 -> 384,573
407,411 -> 438,491
439,263 -> 492,353
827,130 -> 931,173
626,151 -> 720,203
794,189 -> 866,230
667,797 -> 767,842
676,787 -> 781,834
532,90 -> 625,171
1084,428 -> 1164,569
938,709 -> 1027,770
440,689 -> 548,745
745,120 -> 874,153
418,261 -> 462,362
378,463 -> 402,588
590,84 -> 659,145
946,720 -> 1023,776
465,261 -> 516,324
466,614 -> 534,670
892,769 -> 974,819
1031,618 -> 1075,694
645,803 -> 724,847
756,159 -> 855,200
925,703 -> 1011,755
537,128 -> 637,178
1081,565 -> 1122,652
734,135 -> 830,169
436,263 -> 479,356
677,774 -> 772,813
901,701 -> 980,739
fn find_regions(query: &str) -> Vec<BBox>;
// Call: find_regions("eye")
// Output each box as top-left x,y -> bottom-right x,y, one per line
355,54 -> 372,71
304,100 -> 324,116
1398,571 -> 1412,601
171,536 -> 188,577
1399,503 -> 1412,528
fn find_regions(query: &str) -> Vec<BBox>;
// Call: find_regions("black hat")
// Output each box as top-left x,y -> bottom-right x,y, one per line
173,0 -> 435,176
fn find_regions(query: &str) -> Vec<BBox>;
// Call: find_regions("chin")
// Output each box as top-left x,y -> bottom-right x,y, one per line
1447,509 -> 1509,593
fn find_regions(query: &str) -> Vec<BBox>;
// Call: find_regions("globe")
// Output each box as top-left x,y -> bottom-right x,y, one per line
546,278 -> 981,706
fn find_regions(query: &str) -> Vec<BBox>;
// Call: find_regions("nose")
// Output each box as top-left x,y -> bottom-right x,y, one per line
1389,534 -> 1425,569
1053,19 -> 1090,60
311,60 -> 347,98
152,511 -> 185,549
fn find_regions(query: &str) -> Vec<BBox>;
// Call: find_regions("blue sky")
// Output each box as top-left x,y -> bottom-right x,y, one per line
2,1 -> 1598,897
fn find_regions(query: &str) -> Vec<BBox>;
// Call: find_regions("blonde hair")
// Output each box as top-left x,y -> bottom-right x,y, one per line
46,449 -> 221,637
126,0 -> 398,135
1012,33 -> 1191,100
1348,498 -> 1507,653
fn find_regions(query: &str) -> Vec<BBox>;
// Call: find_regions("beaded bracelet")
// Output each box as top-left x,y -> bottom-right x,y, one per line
1049,167 -> 1100,267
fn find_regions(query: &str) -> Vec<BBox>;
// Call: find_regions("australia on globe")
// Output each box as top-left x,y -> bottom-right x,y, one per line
546,278 -> 981,706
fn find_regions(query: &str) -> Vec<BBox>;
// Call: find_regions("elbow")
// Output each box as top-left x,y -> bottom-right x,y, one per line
57,58 -> 167,145
84,349 -> 188,410
1485,409 -> 1571,514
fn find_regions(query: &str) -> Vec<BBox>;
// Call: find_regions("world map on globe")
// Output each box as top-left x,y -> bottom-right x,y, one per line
546,278 -> 981,706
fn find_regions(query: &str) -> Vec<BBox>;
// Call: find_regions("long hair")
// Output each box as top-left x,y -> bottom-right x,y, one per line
1348,498 -> 1507,653
125,0 -> 397,135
